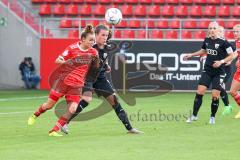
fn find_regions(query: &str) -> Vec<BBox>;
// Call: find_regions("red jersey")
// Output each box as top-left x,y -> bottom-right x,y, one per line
58,42 -> 98,87
236,40 -> 240,71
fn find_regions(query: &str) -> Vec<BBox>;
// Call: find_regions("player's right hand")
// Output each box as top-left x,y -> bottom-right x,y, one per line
183,54 -> 192,61
200,56 -> 206,62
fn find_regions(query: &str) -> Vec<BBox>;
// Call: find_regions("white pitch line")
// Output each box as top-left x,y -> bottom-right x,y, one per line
0,110 -> 33,115
0,96 -> 48,102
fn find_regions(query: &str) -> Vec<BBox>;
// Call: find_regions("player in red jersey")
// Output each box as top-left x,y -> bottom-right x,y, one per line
27,25 -> 99,136
229,24 -> 240,118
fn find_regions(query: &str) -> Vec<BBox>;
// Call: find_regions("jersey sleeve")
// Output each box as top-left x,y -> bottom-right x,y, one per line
59,49 -> 71,60
201,38 -> 207,50
224,40 -> 235,54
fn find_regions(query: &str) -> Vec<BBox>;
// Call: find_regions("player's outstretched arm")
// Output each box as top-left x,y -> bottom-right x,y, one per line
183,49 -> 207,60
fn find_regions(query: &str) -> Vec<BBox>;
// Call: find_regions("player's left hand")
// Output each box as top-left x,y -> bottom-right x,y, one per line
106,65 -> 111,73
213,60 -> 223,68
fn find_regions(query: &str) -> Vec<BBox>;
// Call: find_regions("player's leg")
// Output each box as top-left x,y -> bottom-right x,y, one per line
105,93 -> 143,134
209,89 -> 221,124
187,72 -> 210,123
186,85 -> 207,123
67,91 -> 92,122
221,69 -> 233,115
28,90 -> 62,125
94,78 -> 143,133
230,77 -> 240,118
210,74 -> 225,124
67,82 -> 93,122
49,100 -> 79,137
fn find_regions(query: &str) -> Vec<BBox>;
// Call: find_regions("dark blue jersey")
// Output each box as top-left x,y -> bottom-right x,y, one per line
93,44 -> 108,79
202,37 -> 235,74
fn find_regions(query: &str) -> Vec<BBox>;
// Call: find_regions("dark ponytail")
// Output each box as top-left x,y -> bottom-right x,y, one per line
81,24 -> 95,39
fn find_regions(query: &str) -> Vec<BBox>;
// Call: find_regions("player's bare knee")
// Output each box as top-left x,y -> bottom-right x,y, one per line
82,95 -> 92,103
230,89 -> 237,97
68,103 -> 78,114
107,94 -> 118,106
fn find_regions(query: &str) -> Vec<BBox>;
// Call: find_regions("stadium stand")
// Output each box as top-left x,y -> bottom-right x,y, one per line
2,0 -> 240,39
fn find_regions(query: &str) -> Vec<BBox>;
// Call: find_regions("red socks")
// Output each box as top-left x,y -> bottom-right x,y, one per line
34,105 -> 46,117
233,93 -> 240,106
49,116 -> 67,133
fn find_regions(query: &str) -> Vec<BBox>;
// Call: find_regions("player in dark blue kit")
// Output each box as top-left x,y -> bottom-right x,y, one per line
184,22 -> 236,124
217,26 -> 236,115
61,24 -> 143,134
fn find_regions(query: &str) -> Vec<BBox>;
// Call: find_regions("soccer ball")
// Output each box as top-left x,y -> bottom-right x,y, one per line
105,8 -> 122,25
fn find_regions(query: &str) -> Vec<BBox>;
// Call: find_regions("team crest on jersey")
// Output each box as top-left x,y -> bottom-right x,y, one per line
215,44 -> 219,49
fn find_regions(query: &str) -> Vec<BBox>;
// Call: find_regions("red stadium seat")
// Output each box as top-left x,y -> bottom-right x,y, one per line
66,4 -> 78,16
85,0 -> 98,3
225,21 -> 238,29
152,0 -> 165,4
44,0 -> 57,3
194,0 -> 206,4
142,20 -> 155,28
80,5 -> 91,16
150,30 -> 163,39
73,20 -> 86,27
32,0 -> 45,3
109,4 -> 119,8
116,20 -> 127,28
193,31 -> 206,39
156,21 -> 168,28
198,20 -> 210,28
237,0 -> 240,4
123,30 -> 135,38
137,30 -> 146,38
129,20 -> 141,28
112,0 -> 124,3
203,6 -> 216,17
218,6 -> 230,17
94,5 -> 106,16
179,0 -> 193,4
39,4 -> 51,15
207,0 -> 220,5
225,31 -> 234,39
68,30 -> 79,38
58,0 -> 71,3
114,30 -> 122,38
181,30 -> 192,39
99,0 -> 111,3
125,0 -> 138,4
232,6 -> 240,17
86,20 -> 99,26
53,4 -> 65,15
162,6 -> 174,17
169,21 -> 180,28
148,5 -> 161,17
176,5 -> 188,17
121,5 -> 133,17
217,20 -> 225,27
189,6 -> 202,17
222,0 -> 234,5
165,30 -> 178,39
72,0 -> 84,3
183,21 -> 197,29
139,0 -> 152,4
59,19 -> 72,28
135,5 -> 147,17
166,0 -> 179,4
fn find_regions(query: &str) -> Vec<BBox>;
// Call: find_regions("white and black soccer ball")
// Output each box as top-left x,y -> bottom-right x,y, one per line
105,8 -> 122,25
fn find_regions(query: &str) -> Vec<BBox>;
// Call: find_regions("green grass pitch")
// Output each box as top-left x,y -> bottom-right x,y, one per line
0,90 -> 240,160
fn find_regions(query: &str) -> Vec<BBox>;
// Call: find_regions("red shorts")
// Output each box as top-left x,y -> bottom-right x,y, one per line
233,71 -> 240,83
49,80 -> 82,103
